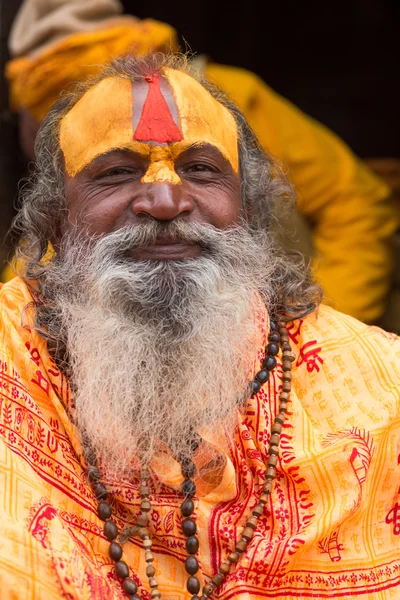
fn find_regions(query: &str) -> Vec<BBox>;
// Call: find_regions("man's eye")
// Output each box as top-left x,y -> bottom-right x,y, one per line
185,163 -> 216,173
96,167 -> 139,179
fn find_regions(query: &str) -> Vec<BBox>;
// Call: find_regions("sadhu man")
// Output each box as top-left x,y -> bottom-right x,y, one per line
1,53 -> 399,600
4,0 -> 398,325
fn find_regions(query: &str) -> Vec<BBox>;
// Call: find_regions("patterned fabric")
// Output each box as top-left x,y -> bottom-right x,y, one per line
1,276 -> 400,599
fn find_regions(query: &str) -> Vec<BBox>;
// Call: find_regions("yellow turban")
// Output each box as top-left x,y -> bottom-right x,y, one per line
6,19 -> 178,122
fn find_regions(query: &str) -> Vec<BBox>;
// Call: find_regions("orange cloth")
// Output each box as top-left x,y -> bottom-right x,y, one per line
6,20 -> 177,122
1,276 -> 400,599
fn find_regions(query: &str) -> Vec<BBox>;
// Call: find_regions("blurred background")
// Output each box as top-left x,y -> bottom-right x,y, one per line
0,0 -> 399,327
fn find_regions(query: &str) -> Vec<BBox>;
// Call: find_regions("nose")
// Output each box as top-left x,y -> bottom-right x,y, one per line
132,182 -> 195,221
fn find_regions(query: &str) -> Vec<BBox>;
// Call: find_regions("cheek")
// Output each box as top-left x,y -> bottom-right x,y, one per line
195,182 -> 242,228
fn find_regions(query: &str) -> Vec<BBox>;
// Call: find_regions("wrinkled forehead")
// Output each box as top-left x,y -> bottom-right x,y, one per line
59,68 -> 239,177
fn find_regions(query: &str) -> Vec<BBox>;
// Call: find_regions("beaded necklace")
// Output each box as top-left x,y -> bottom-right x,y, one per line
85,318 -> 294,599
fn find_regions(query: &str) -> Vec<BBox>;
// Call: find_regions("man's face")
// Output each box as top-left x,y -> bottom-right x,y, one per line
60,69 -> 242,260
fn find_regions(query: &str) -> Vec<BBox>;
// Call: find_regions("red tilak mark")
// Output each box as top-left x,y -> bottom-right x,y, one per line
134,73 -> 182,143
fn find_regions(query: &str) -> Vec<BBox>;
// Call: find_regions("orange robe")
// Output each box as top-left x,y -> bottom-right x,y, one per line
1,276 -> 400,599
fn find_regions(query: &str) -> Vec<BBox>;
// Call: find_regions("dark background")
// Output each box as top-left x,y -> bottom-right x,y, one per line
1,0 -> 399,267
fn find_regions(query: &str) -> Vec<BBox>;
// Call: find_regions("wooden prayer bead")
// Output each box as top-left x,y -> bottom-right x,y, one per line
260,492 -> 271,503
182,518 -> 197,537
212,573 -> 225,587
114,560 -> 129,579
241,527 -> 255,541
143,538 -> 152,549
282,360 -> 292,371
95,483 -> 108,500
123,578 -> 138,595
282,382 -> 291,392
185,556 -> 199,575
145,550 -> 154,562
271,423 -> 282,434
256,369 -> 269,383
268,454 -> 278,467
139,485 -> 150,498
251,380 -> 261,394
181,499 -> 195,517
269,320 -> 278,330
279,391 -> 290,400
182,479 -> 196,498
219,562 -> 231,575
187,576 -> 200,594
279,404 -> 288,413
263,356 -> 277,371
181,461 -> 196,479
269,332 -> 280,343
281,342 -> 291,351
138,527 -> 149,539
202,583 -> 215,597
146,564 -> 156,577
246,516 -> 259,529
150,592 -> 161,600
228,551 -> 240,563
235,539 -> 248,553
263,480 -> 273,494
269,446 -> 279,455
267,342 -> 279,356
140,500 -> 152,512
103,520 -> 118,540
186,535 -> 199,554
98,501 -> 112,521
270,433 -> 280,446
266,467 -> 276,479
275,413 -> 286,425
252,504 -> 264,517
136,514 -> 149,527
149,577 -> 158,588
109,542 -> 123,561
282,372 -> 292,382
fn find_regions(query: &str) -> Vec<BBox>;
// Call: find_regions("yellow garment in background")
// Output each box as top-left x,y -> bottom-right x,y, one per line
1,276 -> 400,599
206,64 -> 397,323
4,26 -> 398,323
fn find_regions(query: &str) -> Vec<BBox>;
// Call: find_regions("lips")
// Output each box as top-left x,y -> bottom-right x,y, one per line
135,236 -> 201,260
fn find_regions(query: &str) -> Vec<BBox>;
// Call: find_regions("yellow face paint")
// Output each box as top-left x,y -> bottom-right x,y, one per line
59,69 -> 239,181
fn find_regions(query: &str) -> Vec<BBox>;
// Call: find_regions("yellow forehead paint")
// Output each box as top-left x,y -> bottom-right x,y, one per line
59,69 -> 239,181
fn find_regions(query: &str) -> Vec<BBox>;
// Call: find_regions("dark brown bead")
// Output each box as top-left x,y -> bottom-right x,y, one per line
256,369 -> 269,383
282,372 -> 292,382
269,331 -> 280,343
228,551 -> 240,563
181,479 -> 196,498
203,583 -> 215,597
269,320 -> 278,331
279,391 -> 290,401
98,501 -> 112,521
150,591 -> 161,599
182,518 -> 197,537
95,483 -> 108,500
279,403 -> 288,413
138,527 -> 150,539
267,342 -> 279,356
275,413 -> 286,424
282,382 -> 291,392
235,539 -> 247,553
263,355 -> 277,371
251,380 -> 261,394
128,596 -> 141,600
103,520 -> 118,540
212,573 -> 225,587
185,555 -> 199,575
187,576 -> 200,594
123,578 -> 138,595
260,492 -> 271,503
114,560 -> 129,579
181,499 -> 195,517
149,577 -> 158,588
86,465 -> 100,484
108,541 -> 123,561
181,461 -> 196,479
269,446 -> 279,455
186,535 -> 199,554
282,360 -> 293,371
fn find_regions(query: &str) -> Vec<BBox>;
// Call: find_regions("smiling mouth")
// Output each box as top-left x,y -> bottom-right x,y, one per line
134,237 -> 202,260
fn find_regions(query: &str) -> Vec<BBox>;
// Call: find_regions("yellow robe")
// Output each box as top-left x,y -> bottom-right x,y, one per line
1,276 -> 400,599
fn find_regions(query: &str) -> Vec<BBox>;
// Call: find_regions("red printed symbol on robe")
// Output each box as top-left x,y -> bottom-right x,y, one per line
134,73 -> 182,143
296,340 -> 323,373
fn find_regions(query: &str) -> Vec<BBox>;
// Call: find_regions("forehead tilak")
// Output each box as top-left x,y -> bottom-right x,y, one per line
59,70 -> 239,177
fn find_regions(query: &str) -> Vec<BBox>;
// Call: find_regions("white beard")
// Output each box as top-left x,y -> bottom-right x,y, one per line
43,221 -> 276,477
